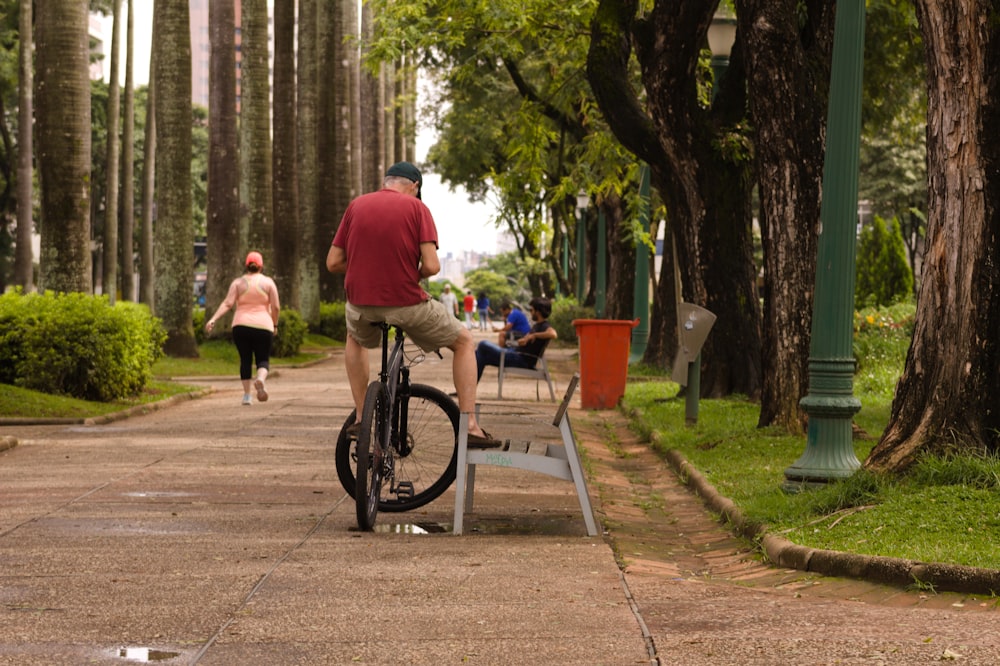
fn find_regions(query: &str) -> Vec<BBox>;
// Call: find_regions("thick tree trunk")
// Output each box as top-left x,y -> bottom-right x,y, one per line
36,0 -> 92,294
207,0 -> 240,324
297,0 -> 320,326
634,3 -> 762,398
601,194 -> 637,321
154,0 -> 197,356
738,0 -> 835,431
272,0 -> 299,309
867,2 -> 1000,472
240,0 -> 274,258
14,0 -> 33,290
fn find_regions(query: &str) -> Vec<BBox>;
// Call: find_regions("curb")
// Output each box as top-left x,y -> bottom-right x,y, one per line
660,445 -> 1000,596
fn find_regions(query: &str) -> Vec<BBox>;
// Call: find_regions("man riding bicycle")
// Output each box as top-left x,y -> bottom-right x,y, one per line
326,161 -> 501,449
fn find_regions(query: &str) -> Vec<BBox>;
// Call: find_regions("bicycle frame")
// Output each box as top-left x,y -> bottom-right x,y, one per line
377,324 -> 414,485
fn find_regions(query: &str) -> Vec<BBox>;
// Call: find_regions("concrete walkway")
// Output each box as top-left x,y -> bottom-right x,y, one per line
2,337 -> 1000,665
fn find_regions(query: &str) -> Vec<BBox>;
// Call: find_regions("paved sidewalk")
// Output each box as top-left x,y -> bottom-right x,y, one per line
2,338 -> 1000,664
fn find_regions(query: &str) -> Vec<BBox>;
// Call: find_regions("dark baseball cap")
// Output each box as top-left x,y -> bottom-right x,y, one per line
386,161 -> 422,199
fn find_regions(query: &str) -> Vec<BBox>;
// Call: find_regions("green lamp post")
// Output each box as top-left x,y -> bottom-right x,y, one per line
784,0 -> 865,490
630,164 -> 651,361
575,191 -> 588,302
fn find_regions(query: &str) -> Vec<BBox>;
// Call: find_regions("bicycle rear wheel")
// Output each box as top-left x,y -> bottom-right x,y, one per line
335,383 -> 459,512
356,381 -> 389,530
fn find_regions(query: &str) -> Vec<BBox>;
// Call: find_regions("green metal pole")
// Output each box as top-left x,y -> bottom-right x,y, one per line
630,164 -> 651,362
596,211 -> 606,317
784,0 -> 865,490
561,235 -> 568,297
576,208 -> 586,302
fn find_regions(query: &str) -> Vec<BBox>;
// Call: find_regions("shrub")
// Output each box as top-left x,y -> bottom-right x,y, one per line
855,215 -> 914,307
0,290 -> 166,401
316,301 -> 347,342
273,308 -> 308,357
548,298 -> 595,345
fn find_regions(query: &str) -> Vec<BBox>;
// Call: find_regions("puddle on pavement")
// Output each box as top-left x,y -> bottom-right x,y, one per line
115,647 -> 181,662
373,522 -> 450,534
371,518 -> 581,536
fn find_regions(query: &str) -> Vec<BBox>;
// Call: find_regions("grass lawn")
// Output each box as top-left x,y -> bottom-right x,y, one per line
622,304 -> 1000,571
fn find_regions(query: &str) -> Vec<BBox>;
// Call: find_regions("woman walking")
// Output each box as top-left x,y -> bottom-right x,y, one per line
205,251 -> 281,405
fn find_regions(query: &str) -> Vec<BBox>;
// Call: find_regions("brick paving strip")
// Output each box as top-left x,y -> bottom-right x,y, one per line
573,409 -> 1000,612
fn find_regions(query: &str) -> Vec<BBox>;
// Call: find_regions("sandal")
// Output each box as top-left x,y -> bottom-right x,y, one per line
467,430 -> 502,449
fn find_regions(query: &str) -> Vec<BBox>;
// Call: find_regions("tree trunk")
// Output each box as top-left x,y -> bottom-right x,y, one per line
120,0 -> 136,302
139,46 -> 156,309
272,0 -> 299,309
239,0 -> 273,258
867,2 -> 1000,472
360,0 -> 385,193
317,0 -> 350,301
154,0 -> 197,356
207,0 -> 240,325
103,0 -> 123,304
601,193 -> 637,321
297,0 -> 321,326
14,0 -> 33,290
738,0 -> 835,431
36,0 -> 92,294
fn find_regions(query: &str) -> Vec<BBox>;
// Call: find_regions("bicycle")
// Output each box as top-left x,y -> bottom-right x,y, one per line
334,323 -> 460,530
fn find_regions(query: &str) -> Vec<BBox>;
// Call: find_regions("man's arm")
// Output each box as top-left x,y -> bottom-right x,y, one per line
418,242 -> 440,278
326,245 -> 347,273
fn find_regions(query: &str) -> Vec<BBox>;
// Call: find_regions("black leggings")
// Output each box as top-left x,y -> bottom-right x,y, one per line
232,325 -> 273,380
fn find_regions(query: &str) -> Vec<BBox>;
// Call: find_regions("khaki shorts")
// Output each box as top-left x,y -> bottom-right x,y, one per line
346,299 -> 465,352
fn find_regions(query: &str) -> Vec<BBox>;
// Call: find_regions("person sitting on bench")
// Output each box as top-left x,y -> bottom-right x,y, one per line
475,297 -> 557,381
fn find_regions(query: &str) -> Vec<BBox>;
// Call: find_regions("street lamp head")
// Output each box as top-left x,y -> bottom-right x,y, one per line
576,190 -> 589,211
707,15 -> 737,59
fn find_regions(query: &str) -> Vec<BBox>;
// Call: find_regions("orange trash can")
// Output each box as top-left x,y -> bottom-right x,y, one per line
572,319 -> 639,409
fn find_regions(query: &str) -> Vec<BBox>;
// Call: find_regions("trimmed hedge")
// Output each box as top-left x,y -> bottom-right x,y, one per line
273,309 -> 308,357
0,290 -> 166,402
316,301 -> 347,342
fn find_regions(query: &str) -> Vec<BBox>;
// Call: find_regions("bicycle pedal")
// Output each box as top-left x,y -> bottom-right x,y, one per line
394,481 -> 414,498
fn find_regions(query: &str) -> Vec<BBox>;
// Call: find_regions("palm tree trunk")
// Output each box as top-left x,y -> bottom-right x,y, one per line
120,0 -> 136,301
297,0 -> 320,326
103,0 -> 123,304
14,0 -> 33,290
154,0 -> 197,356
239,0 -> 274,259
36,0 -> 92,294
272,0 -> 299,308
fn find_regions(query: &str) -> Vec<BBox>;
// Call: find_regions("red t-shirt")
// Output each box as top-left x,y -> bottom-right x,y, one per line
332,189 -> 439,306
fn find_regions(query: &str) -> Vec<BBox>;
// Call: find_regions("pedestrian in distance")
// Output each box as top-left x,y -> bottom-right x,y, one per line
326,161 -> 501,449
463,290 -> 476,330
495,300 -> 531,346
475,297 -> 557,382
205,251 -> 281,405
439,284 -> 459,318
476,292 -> 492,330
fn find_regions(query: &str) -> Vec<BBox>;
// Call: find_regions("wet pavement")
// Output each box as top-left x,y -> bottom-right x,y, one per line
2,334 -> 1000,665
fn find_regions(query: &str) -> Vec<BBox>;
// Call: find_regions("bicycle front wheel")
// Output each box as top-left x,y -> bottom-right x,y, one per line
335,384 -> 458,512
356,381 -> 389,531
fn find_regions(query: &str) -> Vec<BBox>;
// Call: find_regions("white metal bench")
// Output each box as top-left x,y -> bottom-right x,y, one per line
453,374 -> 598,536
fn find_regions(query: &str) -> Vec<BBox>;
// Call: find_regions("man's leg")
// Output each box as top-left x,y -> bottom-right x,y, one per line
449,328 -> 492,439
344,334 -> 369,421
474,340 -> 503,381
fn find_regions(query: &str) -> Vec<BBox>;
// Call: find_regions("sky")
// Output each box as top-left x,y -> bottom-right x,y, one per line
98,5 -> 501,258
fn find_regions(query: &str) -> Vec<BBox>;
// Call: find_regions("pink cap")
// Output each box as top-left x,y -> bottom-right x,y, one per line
245,251 -> 263,268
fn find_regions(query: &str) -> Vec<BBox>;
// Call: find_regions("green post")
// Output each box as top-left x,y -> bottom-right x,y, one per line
630,164 -> 651,362
561,235 -> 568,297
595,210 -> 606,317
784,0 -> 865,490
576,206 -> 586,302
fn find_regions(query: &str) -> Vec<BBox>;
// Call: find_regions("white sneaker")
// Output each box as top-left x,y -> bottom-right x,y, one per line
254,379 -> 268,402
242,394 -> 252,406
